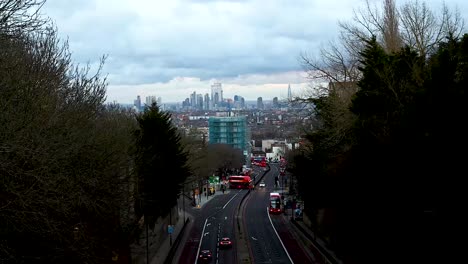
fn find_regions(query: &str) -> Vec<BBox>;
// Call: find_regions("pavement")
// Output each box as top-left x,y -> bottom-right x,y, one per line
281,190 -> 343,264
149,188 -> 230,264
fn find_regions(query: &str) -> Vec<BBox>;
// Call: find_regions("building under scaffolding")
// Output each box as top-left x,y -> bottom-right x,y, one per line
208,116 -> 250,153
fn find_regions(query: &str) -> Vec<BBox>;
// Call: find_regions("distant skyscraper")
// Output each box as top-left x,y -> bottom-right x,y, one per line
257,97 -> 264,110
211,82 -> 223,107
234,95 -> 245,109
204,93 -> 210,110
146,95 -> 156,106
197,94 -> 203,110
273,97 -> 279,108
190,91 -> 197,107
134,95 -> 141,111
287,84 -> 292,101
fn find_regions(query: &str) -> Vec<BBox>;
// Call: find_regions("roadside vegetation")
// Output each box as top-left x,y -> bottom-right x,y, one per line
290,0 -> 466,263
1,1 -> 193,262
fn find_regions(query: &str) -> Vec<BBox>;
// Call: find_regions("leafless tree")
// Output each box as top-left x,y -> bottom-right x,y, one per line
298,0 -> 465,150
0,0 -> 48,35
1,2 -> 137,262
303,0 -> 465,90
399,0 -> 464,58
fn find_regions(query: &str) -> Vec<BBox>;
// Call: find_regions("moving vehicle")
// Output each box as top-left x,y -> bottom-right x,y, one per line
228,175 -> 253,189
198,249 -> 213,263
259,181 -> 266,187
251,156 -> 267,167
269,192 -> 282,214
219,237 -> 232,248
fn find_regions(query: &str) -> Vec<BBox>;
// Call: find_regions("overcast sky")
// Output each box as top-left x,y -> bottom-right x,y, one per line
41,0 -> 468,104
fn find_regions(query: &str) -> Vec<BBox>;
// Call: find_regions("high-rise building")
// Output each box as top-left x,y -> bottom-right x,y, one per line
157,97 -> 164,110
204,93 -> 210,110
145,95 -> 157,106
288,84 -> 292,101
134,95 -> 141,111
190,91 -> 197,107
197,94 -> 204,110
233,95 -> 245,109
211,83 -> 223,108
208,116 -> 250,152
257,97 -> 264,110
272,97 -> 279,108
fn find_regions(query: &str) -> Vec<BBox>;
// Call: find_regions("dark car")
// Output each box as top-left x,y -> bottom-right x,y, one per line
198,249 -> 212,262
218,237 -> 232,248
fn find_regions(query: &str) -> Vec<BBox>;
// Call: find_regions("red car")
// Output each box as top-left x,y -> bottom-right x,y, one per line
198,249 -> 212,263
218,237 -> 232,248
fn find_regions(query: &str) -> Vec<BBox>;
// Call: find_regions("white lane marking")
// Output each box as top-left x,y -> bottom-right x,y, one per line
266,207 -> 294,264
222,190 -> 242,209
195,218 -> 208,264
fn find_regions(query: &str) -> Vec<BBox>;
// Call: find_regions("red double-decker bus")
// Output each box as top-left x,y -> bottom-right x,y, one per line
269,192 -> 283,214
251,156 -> 266,167
228,175 -> 253,189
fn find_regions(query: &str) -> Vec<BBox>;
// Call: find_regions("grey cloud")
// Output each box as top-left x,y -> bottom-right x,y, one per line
42,0 -> 468,89
42,0 -> 330,86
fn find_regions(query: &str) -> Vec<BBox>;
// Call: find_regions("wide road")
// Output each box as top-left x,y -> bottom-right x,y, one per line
177,188 -> 246,264
176,165 -> 264,264
244,163 -> 315,264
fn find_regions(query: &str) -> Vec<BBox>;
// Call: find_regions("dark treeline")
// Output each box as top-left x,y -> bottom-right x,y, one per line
0,1 -> 194,263
290,1 -> 467,263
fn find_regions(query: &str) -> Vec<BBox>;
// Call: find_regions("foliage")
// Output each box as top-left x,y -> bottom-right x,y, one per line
293,34 -> 468,263
1,2 -> 137,262
295,1 -> 466,262
133,103 -> 191,223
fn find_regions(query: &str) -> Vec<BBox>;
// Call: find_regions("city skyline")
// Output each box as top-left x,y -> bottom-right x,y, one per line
42,0 -> 468,104
129,86 -> 293,110
125,82 -> 299,105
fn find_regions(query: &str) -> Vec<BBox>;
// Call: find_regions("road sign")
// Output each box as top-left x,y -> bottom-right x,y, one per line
209,176 -> 219,184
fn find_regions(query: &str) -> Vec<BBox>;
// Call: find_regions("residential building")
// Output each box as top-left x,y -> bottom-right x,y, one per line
208,116 -> 250,153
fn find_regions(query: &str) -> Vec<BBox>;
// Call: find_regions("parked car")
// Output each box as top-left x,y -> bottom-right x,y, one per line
219,237 -> 232,248
198,249 -> 213,263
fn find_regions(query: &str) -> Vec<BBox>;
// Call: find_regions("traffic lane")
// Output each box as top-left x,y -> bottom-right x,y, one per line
198,192 -> 240,264
179,217 -> 204,264
178,190 -> 245,264
260,165 -> 280,192
197,190 -> 244,264
271,216 -> 315,263
244,189 -> 292,264
216,193 -> 239,264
